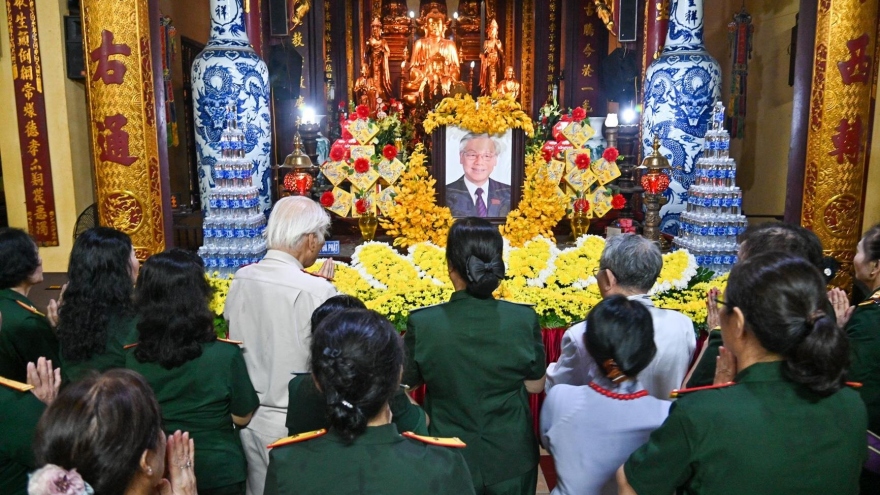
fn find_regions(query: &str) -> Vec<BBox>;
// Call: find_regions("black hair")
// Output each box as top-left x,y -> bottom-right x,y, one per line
446,217 -> 505,298
0,227 -> 39,290
862,224 -> 880,263
738,222 -> 824,270
310,308 -> 403,442
57,227 -> 135,362
725,252 -> 849,396
585,295 -> 657,379
34,369 -> 162,495
311,294 -> 366,330
133,249 -> 215,369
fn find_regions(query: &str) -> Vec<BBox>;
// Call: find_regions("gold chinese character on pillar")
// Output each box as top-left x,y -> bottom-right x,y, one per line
81,0 -> 170,259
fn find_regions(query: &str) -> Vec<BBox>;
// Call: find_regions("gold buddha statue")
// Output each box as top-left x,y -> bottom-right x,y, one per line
365,18 -> 393,101
480,19 -> 504,96
496,66 -> 521,101
353,64 -> 377,110
402,8 -> 461,107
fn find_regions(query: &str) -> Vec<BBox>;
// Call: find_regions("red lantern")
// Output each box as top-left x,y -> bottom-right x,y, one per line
640,172 -> 671,195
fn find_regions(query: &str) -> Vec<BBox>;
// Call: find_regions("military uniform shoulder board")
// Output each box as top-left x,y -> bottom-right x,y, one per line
409,302 -> 443,313
669,381 -> 736,399
15,300 -> 45,317
123,343 -> 138,350
846,381 -> 863,388
402,431 -> 467,448
0,375 -> 34,392
859,291 -> 880,307
217,337 -> 244,345
267,429 -> 327,449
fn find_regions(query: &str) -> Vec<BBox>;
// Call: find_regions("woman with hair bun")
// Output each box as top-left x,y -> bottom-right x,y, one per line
618,253 -> 866,495
541,295 -> 669,495
403,217 -> 546,495
264,308 -> 474,495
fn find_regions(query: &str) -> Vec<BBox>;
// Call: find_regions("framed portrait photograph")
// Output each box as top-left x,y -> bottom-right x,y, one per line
432,125 -> 525,222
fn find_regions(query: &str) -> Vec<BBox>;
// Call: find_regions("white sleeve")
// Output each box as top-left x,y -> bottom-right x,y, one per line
545,323 -> 594,392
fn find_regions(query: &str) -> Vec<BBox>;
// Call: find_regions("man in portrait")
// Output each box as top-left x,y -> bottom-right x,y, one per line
447,133 -> 511,217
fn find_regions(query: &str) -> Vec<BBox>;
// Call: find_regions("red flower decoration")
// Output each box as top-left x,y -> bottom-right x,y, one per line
560,114 -> 572,122
356,105 -> 370,119
611,194 -> 626,210
382,144 -> 398,161
329,145 -> 346,162
603,147 -> 620,162
572,107 -> 586,122
341,127 -> 353,140
320,191 -> 335,207
542,149 -> 552,163
354,157 -> 371,174
575,153 -> 591,170
355,198 -> 370,215
573,198 -> 590,213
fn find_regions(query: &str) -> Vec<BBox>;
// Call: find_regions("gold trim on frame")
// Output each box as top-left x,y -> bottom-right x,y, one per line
346,0 -> 354,102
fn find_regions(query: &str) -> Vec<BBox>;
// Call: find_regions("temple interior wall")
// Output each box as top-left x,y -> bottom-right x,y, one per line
0,0 -> 877,270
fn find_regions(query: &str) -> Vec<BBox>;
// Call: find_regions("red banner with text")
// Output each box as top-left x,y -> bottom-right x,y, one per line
5,0 -> 59,246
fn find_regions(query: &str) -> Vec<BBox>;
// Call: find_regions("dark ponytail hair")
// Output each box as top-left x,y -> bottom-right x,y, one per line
310,294 -> 366,330
446,217 -> 505,298
725,252 -> 849,396
310,309 -> 403,442
585,295 -> 657,379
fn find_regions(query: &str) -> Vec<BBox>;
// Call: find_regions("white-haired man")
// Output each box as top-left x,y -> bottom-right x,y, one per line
545,234 -> 696,400
224,196 -> 336,495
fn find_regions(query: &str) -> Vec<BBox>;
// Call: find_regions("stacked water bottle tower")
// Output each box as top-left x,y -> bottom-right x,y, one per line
674,102 -> 747,274
198,106 -> 268,276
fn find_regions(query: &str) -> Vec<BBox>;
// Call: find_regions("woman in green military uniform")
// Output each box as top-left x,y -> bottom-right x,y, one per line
0,356 -> 59,495
285,295 -> 428,437
0,228 -> 58,382
265,308 -> 474,495
126,250 -> 259,495
56,227 -> 140,382
837,224 -> 880,494
403,218 -> 546,495
618,253 -> 866,495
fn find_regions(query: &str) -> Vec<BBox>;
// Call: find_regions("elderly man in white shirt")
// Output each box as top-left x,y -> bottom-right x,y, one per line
545,234 -> 695,400
224,196 -> 336,495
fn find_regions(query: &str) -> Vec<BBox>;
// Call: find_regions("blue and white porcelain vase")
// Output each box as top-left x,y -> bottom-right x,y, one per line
641,0 -> 721,235
192,0 -> 272,214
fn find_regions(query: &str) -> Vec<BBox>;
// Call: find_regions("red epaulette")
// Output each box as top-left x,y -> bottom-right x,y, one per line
15,300 -> 45,317
267,429 -> 327,449
402,431 -> 467,448
123,343 -> 138,350
0,376 -> 34,392
847,381 -> 863,388
217,337 -> 244,345
669,381 -> 736,399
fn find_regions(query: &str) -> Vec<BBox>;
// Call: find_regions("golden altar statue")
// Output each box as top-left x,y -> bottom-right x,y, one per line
496,66 -> 521,101
480,19 -> 504,96
365,18 -> 393,102
401,8 -> 462,107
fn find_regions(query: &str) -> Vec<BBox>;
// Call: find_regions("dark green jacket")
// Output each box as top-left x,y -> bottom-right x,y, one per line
126,339 -> 259,491
846,288 -> 880,433
0,289 -> 59,382
625,361 -> 866,494
286,374 -> 428,436
264,424 -> 475,495
0,379 -> 46,495
61,315 -> 137,382
403,291 -> 546,488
